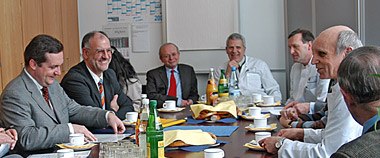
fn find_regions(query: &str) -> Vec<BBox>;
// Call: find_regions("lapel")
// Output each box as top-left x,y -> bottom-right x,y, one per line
80,62 -> 103,108
48,85 -> 63,123
159,66 -> 169,91
21,71 -> 59,123
178,64 -> 186,92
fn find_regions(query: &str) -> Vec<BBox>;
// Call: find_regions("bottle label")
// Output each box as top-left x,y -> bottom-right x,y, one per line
219,79 -> 227,84
230,90 -> 241,96
141,113 -> 149,120
147,142 -> 151,158
158,140 -> 165,158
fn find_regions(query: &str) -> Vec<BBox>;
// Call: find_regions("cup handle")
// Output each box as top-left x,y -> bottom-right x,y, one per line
162,103 -> 167,108
220,151 -> 225,157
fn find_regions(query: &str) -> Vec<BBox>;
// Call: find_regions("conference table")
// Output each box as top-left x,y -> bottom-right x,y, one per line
88,105 -> 284,158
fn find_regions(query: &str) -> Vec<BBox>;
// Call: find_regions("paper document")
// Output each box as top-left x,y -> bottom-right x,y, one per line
93,134 -> 130,143
27,150 -> 90,158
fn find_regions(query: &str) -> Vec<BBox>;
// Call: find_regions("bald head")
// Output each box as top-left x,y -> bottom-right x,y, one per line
311,25 -> 362,80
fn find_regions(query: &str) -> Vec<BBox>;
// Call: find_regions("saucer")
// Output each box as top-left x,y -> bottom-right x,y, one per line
257,101 -> 281,107
157,107 -> 185,113
241,113 -> 270,120
245,123 -> 277,132
253,100 -> 264,103
122,120 -> 136,126
243,140 -> 265,151
58,142 -> 96,151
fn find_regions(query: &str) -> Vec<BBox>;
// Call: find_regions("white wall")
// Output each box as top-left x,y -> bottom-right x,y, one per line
77,0 -> 287,102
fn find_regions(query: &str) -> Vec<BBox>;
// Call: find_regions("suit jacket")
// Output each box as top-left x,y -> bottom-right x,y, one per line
0,70 -> 108,156
146,64 -> 199,108
61,61 -> 134,120
331,121 -> 380,158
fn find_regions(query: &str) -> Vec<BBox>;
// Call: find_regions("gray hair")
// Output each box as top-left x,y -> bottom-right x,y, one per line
159,43 -> 179,57
81,31 -> 109,49
336,30 -> 363,55
226,33 -> 246,48
338,46 -> 380,105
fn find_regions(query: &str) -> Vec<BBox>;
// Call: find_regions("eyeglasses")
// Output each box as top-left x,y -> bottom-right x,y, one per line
85,47 -> 112,55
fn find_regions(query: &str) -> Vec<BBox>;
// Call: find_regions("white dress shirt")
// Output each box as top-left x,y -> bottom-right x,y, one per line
215,56 -> 282,101
278,83 -> 362,157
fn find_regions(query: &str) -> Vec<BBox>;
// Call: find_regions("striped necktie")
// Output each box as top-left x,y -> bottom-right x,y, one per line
98,80 -> 105,110
42,87 -> 51,108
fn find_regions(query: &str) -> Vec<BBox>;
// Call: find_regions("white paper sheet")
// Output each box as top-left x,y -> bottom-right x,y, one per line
27,150 -> 91,158
93,134 -> 130,143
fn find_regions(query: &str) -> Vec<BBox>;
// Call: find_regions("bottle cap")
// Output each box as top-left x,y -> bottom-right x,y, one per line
150,100 -> 157,106
141,94 -> 147,98
221,69 -> 225,73
231,67 -> 236,71
142,98 -> 149,104
210,67 -> 214,71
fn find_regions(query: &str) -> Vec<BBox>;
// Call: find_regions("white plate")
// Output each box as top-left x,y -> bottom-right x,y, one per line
157,107 -> 184,113
245,124 -> 277,132
241,114 -> 268,120
244,140 -> 265,151
61,142 -> 95,151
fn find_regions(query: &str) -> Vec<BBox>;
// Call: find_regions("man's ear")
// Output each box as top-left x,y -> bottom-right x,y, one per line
29,59 -> 38,70
307,41 -> 313,51
340,88 -> 355,107
345,46 -> 353,55
82,48 -> 89,60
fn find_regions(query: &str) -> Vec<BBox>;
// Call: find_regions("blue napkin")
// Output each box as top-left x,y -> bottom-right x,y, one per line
163,125 -> 239,137
186,116 -> 237,124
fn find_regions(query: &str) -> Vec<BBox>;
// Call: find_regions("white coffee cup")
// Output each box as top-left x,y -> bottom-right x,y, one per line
69,133 -> 84,146
204,148 -> 225,158
263,95 -> 274,105
252,93 -> 262,102
248,107 -> 261,117
126,112 -> 138,122
255,132 -> 271,142
162,100 -> 176,110
254,117 -> 268,128
57,149 -> 74,158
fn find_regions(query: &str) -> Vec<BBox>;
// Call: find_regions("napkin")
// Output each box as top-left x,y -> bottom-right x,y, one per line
186,116 -> 237,124
164,125 -> 239,137
191,100 -> 237,118
164,130 -> 216,147
245,123 -> 278,131
161,118 -> 186,128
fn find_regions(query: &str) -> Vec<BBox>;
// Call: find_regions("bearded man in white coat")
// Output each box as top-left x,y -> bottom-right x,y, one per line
215,33 -> 282,101
259,25 -> 363,157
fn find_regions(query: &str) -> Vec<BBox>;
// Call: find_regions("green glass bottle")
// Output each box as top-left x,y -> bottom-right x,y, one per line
218,69 -> 229,98
146,100 -> 164,158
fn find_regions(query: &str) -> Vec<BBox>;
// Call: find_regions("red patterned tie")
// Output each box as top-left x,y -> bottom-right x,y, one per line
168,70 -> 177,97
98,81 -> 105,109
42,87 -> 50,108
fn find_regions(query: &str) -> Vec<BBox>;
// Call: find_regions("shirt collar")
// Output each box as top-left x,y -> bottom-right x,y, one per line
239,55 -> 246,67
165,66 -> 178,73
86,65 -> 103,84
24,68 -> 43,91
362,114 -> 380,134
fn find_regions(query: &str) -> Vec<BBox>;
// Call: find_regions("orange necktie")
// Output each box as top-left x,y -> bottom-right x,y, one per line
98,80 -> 105,109
168,70 -> 177,97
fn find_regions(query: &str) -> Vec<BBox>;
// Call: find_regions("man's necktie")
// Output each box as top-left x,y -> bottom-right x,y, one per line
98,80 -> 105,110
168,70 -> 177,97
42,87 -> 50,107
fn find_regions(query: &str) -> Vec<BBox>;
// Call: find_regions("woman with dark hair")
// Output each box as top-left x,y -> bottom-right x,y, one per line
109,46 -> 142,111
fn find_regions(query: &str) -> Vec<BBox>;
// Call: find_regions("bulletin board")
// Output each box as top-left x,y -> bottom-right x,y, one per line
162,0 -> 239,50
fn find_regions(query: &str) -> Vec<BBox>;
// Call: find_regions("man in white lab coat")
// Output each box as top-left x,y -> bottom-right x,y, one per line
281,29 -> 330,128
259,25 -> 363,157
215,33 -> 282,101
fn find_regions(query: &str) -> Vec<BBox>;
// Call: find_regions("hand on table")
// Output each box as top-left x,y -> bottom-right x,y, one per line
277,128 -> 304,141
258,136 -> 282,154
181,100 -> 193,106
284,101 -> 310,114
72,124 -> 97,142
107,112 -> 126,134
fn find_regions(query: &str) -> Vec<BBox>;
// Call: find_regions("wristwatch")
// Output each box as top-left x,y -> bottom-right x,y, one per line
275,137 -> 286,149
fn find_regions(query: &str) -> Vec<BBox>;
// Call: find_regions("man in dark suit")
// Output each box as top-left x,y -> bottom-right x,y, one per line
0,34 -> 125,156
61,31 -> 134,120
146,43 -> 199,108
331,46 -> 380,157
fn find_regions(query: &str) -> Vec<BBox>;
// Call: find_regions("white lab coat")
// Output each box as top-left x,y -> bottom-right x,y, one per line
278,83 -> 362,157
285,58 -> 330,105
215,56 -> 282,101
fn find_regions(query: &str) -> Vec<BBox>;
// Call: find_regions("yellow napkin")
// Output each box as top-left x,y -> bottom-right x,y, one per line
164,130 -> 216,147
161,118 -> 186,128
243,143 -> 263,149
245,123 -> 277,131
191,100 -> 237,118
56,143 -> 96,149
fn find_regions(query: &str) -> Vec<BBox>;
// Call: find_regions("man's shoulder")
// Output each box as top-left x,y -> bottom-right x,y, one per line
147,65 -> 165,74
178,64 -> 195,70
335,130 -> 380,157
62,62 -> 88,81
